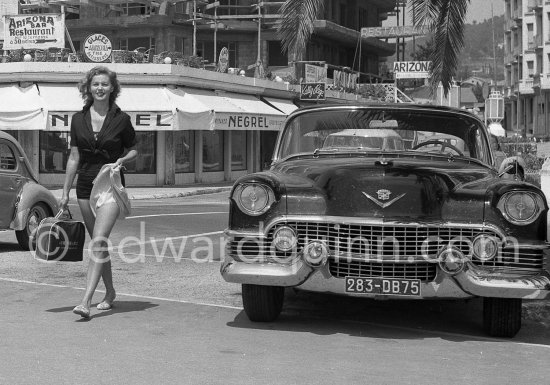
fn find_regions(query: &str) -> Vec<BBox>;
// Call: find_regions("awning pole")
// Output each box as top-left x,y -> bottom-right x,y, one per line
257,0 -> 261,62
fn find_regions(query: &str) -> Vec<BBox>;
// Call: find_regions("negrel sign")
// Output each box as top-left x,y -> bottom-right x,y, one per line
83,33 -> 112,63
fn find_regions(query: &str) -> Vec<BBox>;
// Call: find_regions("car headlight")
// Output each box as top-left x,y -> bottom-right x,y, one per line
497,191 -> 545,225
472,235 -> 499,261
272,226 -> 297,252
233,183 -> 275,216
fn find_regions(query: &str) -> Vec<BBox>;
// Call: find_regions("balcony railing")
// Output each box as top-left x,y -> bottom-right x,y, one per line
528,0 -> 543,10
519,79 -> 535,94
0,48 -> 207,67
534,73 -> 550,89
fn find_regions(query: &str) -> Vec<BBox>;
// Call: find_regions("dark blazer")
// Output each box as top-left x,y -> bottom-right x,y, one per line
70,103 -> 137,174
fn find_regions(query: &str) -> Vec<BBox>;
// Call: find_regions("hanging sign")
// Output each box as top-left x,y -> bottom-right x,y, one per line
305,64 -> 327,83
361,25 -> 430,39
393,61 -> 432,79
300,82 -> 326,101
3,13 -> 65,49
83,33 -> 112,63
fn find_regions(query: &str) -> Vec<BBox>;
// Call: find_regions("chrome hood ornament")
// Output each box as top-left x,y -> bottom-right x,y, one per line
362,189 -> 406,208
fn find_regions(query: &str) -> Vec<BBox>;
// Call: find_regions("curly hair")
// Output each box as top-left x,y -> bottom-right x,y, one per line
78,66 -> 121,108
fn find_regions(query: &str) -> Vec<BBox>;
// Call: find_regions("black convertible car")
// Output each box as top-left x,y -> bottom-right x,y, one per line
221,103 -> 550,337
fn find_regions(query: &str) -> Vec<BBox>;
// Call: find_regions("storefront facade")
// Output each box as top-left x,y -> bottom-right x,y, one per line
0,62 -> 300,187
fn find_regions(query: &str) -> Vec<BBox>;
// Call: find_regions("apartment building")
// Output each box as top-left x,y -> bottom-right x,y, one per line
504,0 -> 550,138
0,0 -> 396,187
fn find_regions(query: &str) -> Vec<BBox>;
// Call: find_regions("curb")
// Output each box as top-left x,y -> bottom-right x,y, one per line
49,186 -> 233,201
129,187 -> 232,200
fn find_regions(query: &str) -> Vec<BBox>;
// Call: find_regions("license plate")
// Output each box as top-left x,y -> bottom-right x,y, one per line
345,277 -> 421,296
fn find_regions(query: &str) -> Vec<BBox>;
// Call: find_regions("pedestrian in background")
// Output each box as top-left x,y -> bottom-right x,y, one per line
59,65 -> 138,319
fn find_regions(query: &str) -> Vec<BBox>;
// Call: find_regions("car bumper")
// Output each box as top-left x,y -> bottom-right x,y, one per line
220,258 -> 550,300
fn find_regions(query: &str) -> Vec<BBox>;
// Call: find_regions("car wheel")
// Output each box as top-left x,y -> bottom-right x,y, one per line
15,202 -> 49,251
242,284 -> 285,322
483,297 -> 522,338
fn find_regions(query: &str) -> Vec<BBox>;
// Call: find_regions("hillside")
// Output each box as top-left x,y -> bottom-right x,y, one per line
387,15 -> 505,80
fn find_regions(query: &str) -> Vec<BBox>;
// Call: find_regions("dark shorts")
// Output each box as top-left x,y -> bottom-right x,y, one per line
76,171 -> 97,200
76,167 -> 126,200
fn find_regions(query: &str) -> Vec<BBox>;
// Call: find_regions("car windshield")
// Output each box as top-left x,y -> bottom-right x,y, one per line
276,108 -> 492,164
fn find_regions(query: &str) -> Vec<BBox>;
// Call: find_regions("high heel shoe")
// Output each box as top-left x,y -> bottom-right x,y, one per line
73,305 -> 90,318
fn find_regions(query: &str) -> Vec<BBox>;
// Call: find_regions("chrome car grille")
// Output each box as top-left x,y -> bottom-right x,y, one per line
328,258 -> 437,281
227,221 -> 545,279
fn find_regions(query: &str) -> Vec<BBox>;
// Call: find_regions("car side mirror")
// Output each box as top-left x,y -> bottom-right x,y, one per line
498,156 -> 526,181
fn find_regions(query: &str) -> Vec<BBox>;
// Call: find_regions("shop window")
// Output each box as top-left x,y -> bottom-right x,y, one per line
231,131 -> 247,171
260,131 -> 278,170
120,37 -> 156,52
202,131 -> 224,172
121,2 -> 153,15
39,132 -> 70,173
125,132 -> 156,174
175,130 -> 195,173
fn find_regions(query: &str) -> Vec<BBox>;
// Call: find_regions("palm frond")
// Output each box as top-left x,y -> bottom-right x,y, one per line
410,0 -> 470,96
409,0 -> 440,27
277,0 -> 325,60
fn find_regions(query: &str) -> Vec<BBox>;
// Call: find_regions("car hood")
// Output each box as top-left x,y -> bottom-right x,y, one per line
274,156 -> 496,221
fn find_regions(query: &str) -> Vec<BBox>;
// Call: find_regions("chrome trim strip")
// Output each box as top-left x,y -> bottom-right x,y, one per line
453,263 -> 550,299
257,216 -> 509,240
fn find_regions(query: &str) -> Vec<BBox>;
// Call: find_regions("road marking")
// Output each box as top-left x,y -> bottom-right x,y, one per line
126,211 -> 227,219
2,277 -> 550,349
0,277 -> 242,310
1,277 -> 550,348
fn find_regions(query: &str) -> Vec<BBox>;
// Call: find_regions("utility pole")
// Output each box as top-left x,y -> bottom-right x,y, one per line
193,0 -> 197,56
491,2 -> 497,86
395,5 -> 400,62
402,1 -> 405,61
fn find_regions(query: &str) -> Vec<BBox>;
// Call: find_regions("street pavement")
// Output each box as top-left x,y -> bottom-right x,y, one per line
3,189 -> 550,383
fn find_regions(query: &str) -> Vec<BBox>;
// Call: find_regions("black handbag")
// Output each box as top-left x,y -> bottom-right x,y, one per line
32,209 -> 86,262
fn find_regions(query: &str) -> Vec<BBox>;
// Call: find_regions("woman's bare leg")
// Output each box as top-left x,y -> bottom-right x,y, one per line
76,201 -> 120,311
78,199 -> 116,304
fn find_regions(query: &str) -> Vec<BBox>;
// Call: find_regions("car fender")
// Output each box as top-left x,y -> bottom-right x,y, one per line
10,181 -> 57,230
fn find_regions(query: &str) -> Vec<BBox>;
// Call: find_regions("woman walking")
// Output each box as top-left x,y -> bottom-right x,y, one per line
59,66 -> 138,318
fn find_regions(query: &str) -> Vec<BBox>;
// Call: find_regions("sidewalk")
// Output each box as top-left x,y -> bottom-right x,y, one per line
49,182 -> 233,201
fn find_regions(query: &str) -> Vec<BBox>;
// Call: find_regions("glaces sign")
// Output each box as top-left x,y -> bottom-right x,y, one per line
84,33 -> 112,63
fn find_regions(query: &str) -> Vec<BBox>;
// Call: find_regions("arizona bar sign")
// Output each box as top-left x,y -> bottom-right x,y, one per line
3,13 -> 65,49
393,61 -> 432,79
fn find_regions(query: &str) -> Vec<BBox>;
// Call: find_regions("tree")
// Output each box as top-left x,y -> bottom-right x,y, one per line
410,0 -> 469,96
277,0 -> 324,62
277,0 -> 469,96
